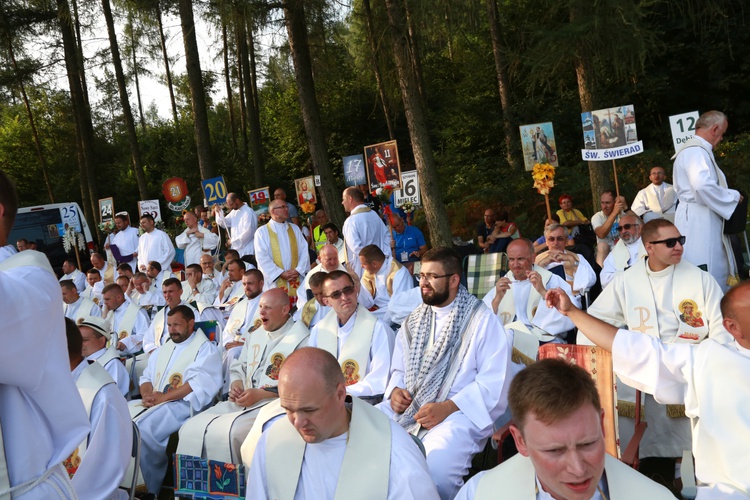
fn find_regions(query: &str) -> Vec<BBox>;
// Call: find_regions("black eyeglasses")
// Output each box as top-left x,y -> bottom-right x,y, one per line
617,224 -> 638,232
547,236 -> 566,242
326,285 -> 356,300
417,273 -> 454,283
648,236 -> 685,248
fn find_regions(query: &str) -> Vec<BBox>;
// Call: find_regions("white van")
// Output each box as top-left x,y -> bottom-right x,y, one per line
9,202 -> 95,274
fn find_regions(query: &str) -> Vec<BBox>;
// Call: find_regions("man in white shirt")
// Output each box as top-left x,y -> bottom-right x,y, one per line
0,170 -> 90,497
65,318 -> 132,499
146,260 -> 174,290
129,305 -> 222,496
130,271 -> 164,317
455,358 -> 673,500
103,283 -> 150,356
110,213 -> 140,272
358,244 -> 414,324
599,213 -> 644,288
632,166 -> 676,222
214,192 -> 258,264
200,253 -> 222,290
221,269 -> 265,352
673,110 -> 742,290
247,347 -> 439,500
82,268 -> 105,305
79,316 -> 130,397
137,213 -> 175,273
309,270 -> 394,399
296,243 -> 344,305
215,259 -> 246,307
254,199 -> 310,306
181,263 -> 218,306
91,252 -> 114,285
591,190 -> 629,267
62,279 -> 102,321
176,210 -> 220,266
60,257 -> 87,292
322,222 -> 347,262
379,247 -> 512,499
535,224 -> 597,296
547,283 -> 750,499
142,277 -> 202,355
342,186 -> 390,276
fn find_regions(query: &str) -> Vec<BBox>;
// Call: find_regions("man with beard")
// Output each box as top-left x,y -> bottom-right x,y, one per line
600,213 -> 645,288
378,247 -> 512,499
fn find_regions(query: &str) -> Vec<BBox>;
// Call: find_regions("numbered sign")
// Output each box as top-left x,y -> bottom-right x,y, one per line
99,197 -> 114,224
138,200 -> 162,222
59,204 -> 82,232
201,176 -> 228,206
342,154 -> 366,187
669,111 -> 700,154
395,170 -> 420,208
248,186 -> 271,214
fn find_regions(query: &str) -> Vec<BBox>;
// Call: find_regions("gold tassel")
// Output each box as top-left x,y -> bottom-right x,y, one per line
666,404 -> 686,418
616,400 -> 645,419
511,348 -> 535,367
727,274 -> 740,287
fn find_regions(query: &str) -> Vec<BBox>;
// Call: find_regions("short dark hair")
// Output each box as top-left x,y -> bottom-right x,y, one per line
359,244 -> 385,263
133,271 -> 149,281
162,277 -> 182,289
321,222 -> 339,234
60,280 -> 77,292
140,213 -> 155,223
228,259 -> 245,271
641,219 -> 675,243
168,304 -> 195,322
65,317 -> 83,359
421,247 -> 462,277
509,358 -> 601,431
0,169 -> 19,228
148,261 -> 162,272
308,271 -> 328,288
64,258 -> 78,268
225,249 -> 240,261
245,268 -> 264,282
186,263 -> 202,274
102,283 -> 123,295
322,270 -> 354,289
117,263 -> 133,273
86,268 -> 101,277
600,190 -> 616,200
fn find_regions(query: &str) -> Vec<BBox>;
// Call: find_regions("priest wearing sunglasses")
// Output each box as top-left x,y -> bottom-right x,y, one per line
582,218 -> 731,481
599,214 -> 645,288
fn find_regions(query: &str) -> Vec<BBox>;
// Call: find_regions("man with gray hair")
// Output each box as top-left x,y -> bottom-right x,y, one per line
673,110 -> 742,290
535,223 -> 596,296
599,213 -> 644,288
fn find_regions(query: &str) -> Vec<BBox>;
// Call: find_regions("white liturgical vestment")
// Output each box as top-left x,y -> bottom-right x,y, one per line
175,225 -> 220,266
632,182 -> 676,222
137,228 -> 175,273
358,257 -> 414,324
216,203 -> 257,257
342,204 -> 391,276
110,225 -> 140,273
65,296 -> 102,322
600,238 -> 644,288
254,220 -> 310,290
60,268 -> 87,292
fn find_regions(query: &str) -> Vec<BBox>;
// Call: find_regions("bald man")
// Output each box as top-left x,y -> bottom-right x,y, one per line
214,192 -> 258,263
247,347 -> 439,499
176,289 -> 309,469
296,243 -> 345,305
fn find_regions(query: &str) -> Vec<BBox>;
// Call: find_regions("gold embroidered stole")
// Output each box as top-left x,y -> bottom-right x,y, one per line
316,306 -> 376,386
266,396 -> 391,500
225,297 -> 249,342
362,259 -> 403,300
300,298 -> 318,327
497,266 -> 555,341
106,301 -> 140,341
268,223 -> 300,304
69,297 -> 97,325
64,362 -> 113,477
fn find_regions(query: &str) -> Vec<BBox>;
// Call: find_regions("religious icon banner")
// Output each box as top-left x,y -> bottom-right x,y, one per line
363,140 -> 402,191
519,122 -> 559,171
580,105 -> 643,161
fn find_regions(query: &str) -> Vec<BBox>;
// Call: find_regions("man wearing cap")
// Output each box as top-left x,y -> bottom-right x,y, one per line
62,279 -> 101,322
60,257 -> 87,292
65,318 -> 131,498
80,315 -> 130,397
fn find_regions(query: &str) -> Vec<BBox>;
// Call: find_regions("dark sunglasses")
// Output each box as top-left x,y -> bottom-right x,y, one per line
648,236 -> 685,248
327,285 -> 356,300
617,224 -> 637,232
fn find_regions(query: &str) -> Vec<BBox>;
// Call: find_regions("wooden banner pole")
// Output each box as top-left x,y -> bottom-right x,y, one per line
544,193 -> 552,221
612,159 -> 621,198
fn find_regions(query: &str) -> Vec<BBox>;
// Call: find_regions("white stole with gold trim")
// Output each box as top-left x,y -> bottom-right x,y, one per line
316,306 -> 377,386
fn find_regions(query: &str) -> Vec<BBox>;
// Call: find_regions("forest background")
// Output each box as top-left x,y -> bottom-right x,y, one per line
1,0 -> 749,247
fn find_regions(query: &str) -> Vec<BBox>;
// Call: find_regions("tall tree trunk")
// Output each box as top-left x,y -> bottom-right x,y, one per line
282,0 -> 345,228
8,41 -> 54,203
485,0 -> 520,171
362,0 -> 395,139
234,25 -> 249,163
102,0 -> 149,200
222,22 -> 238,153
177,0 -> 215,180
246,17 -> 260,115
385,0 -> 452,247
57,0 -> 100,242
128,12 -> 146,131
444,0 -> 453,62
236,8 -> 264,186
70,0 -> 89,108
403,0 -> 425,101
156,4 -> 179,125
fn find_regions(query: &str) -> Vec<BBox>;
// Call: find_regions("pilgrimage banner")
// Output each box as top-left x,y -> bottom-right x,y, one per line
294,176 -> 317,206
343,154 -> 366,187
519,122 -> 559,171
363,140 -> 401,192
580,104 -> 643,161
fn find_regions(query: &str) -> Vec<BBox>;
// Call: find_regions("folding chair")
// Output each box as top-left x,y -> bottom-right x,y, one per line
463,252 -> 508,298
120,421 -> 141,500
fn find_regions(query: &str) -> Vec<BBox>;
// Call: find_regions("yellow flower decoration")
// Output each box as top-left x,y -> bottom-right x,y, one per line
532,163 -> 555,195
300,201 -> 316,215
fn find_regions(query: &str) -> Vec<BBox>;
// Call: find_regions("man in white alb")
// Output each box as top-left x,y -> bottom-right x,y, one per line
632,166 -> 676,222
79,315 -> 130,397
60,257 -> 87,292
342,186 -> 390,276
214,193 -> 258,264
137,213 -> 175,273
358,244 -> 414,324
62,279 -> 101,322
110,213 -> 140,273
535,224 -> 596,296
129,305 -> 222,496
296,243 -> 344,305
103,283 -> 150,356
599,213 -> 644,288
254,199 -> 310,307
247,347 -> 439,500
0,170 -> 90,497
379,247 -> 512,499
142,277 -> 201,355
91,252 -> 115,285
176,210 -> 220,266
181,263 -> 218,306
293,271 -> 331,328
673,110 -> 742,290
547,283 -> 750,499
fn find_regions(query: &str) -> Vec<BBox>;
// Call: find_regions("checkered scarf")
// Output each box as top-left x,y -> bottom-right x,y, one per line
395,286 -> 480,434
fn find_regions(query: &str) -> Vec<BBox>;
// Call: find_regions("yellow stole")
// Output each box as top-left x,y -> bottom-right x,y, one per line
300,298 -> 318,327
362,259 -> 403,299
268,223 -> 300,305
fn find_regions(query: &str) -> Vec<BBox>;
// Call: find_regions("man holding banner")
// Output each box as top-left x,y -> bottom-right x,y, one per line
672,110 -> 742,290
